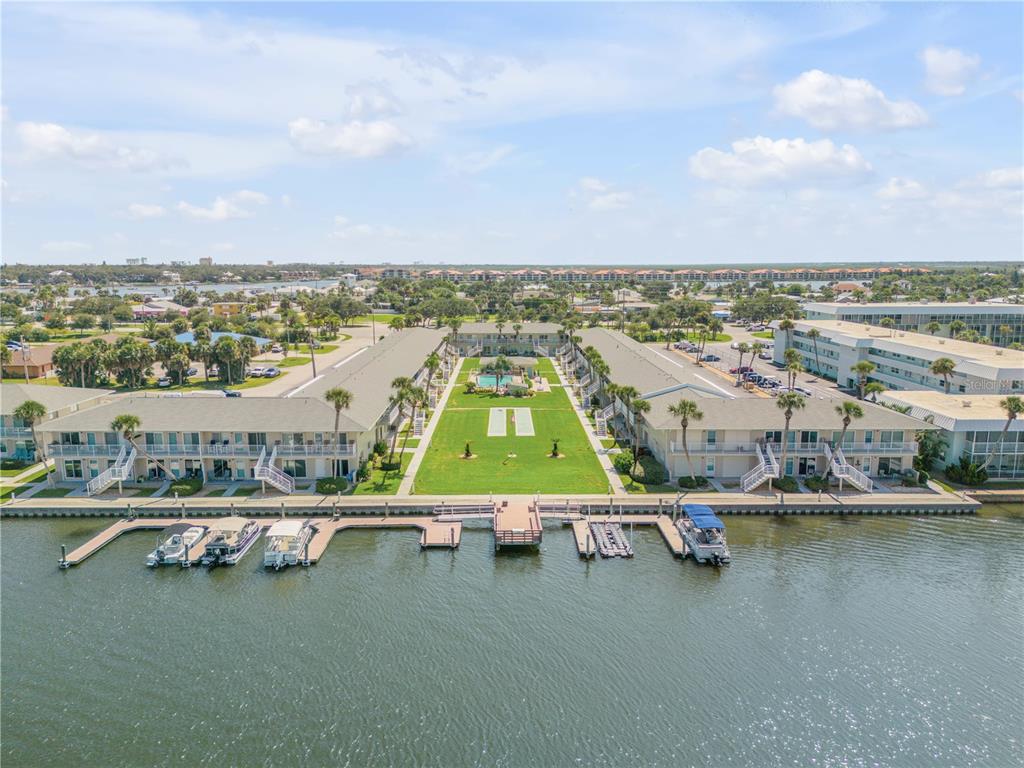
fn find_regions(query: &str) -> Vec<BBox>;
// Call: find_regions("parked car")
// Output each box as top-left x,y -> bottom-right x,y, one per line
702,354 -> 720,362
5,341 -> 23,350
209,365 -> 219,376
157,377 -> 172,387
186,367 -> 198,377
730,365 -> 754,375
758,351 -> 773,360
263,367 -> 281,378
222,389 -> 242,397
248,366 -> 265,377
730,341 -> 741,350
270,344 -> 282,353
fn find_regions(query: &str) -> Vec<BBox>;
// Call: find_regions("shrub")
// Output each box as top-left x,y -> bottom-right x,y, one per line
316,477 -> 349,494
945,456 -> 988,486
677,475 -> 709,489
633,456 -> 666,485
167,476 -> 203,496
775,475 -> 799,493
464,381 -> 477,394
918,470 -> 930,484
356,460 -> 372,482
372,441 -> 388,457
1,459 -> 27,471
804,475 -> 829,492
612,451 -> 634,475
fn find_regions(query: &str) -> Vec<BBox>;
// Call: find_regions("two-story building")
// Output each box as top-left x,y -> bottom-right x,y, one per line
1,384 -> 113,463
454,322 -> 563,357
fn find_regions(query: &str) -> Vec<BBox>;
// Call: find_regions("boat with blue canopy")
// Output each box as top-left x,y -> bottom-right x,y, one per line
678,504 -> 731,565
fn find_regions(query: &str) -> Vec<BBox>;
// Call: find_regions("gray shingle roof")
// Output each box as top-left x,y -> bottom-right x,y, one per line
1,383 -> 113,416
458,322 -> 562,335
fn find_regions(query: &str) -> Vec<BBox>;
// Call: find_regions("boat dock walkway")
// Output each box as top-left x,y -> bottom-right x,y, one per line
494,502 -> 543,549
590,521 -> 634,558
655,516 -> 688,557
570,520 -> 596,558
60,517 -> 228,568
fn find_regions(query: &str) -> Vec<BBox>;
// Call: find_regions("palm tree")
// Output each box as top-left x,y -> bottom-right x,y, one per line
827,401 -> 864,478
777,317 -> 795,344
879,317 -> 895,337
806,327 -> 822,379
629,398 -> 651,478
864,382 -> 887,402
979,396 -> 1024,471
929,357 -> 956,394
398,385 -> 427,465
324,387 -> 354,477
926,321 -> 941,336
735,342 -> 750,384
424,351 -> 441,389
110,413 -> 175,485
386,376 -> 414,465
786,358 -> 804,390
851,360 -> 876,399
12,399 -> 52,486
949,319 -> 967,338
776,392 -> 806,482
668,399 -> 703,482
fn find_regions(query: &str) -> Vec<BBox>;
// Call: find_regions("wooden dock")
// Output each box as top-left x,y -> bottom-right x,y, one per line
570,520 -> 596,558
655,515 -> 688,558
493,502 -> 542,550
590,521 -> 633,558
60,517 -> 231,568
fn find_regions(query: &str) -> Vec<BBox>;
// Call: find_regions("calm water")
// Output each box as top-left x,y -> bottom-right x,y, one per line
2,506 -> 1022,767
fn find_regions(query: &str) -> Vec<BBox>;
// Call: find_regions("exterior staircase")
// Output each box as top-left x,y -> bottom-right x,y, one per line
255,445 -> 295,494
741,439 -> 779,493
413,413 -> 425,437
824,442 -> 873,492
533,344 -> 549,357
86,444 -> 136,496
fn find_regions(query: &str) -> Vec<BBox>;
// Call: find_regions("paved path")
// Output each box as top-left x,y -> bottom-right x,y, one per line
552,358 -> 627,495
1,461 -> 47,485
397,358 -> 463,495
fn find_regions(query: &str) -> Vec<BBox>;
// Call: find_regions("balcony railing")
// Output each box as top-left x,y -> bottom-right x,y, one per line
47,442 -> 357,459
668,440 -> 917,456
0,427 -> 33,439
967,442 -> 1024,455
48,443 -> 122,457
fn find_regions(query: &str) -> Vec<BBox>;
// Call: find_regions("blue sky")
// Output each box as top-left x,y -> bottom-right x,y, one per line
2,2 -> 1021,266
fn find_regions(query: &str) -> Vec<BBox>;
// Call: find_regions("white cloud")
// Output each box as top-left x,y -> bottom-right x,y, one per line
689,136 -> 872,186
876,177 -> 928,200
445,144 -> 515,175
921,46 -> 981,96
126,203 -> 166,219
176,190 -> 269,221
959,166 -> 1023,190
288,118 -> 412,159
212,242 -> 236,252
773,70 -> 927,131
17,121 -> 179,172
42,240 -> 91,252
572,177 -> 634,211
345,82 -> 403,119
330,215 -> 405,240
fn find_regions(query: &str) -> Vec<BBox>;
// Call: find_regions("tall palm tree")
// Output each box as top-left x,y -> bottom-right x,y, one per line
629,398 -> 651,478
324,387 -> 354,477
827,401 -> 864,479
386,377 -> 414,465
949,319 -> 967,338
668,399 -> 703,482
110,413 -> 175,483
879,317 -> 895,337
398,385 -> 427,465
929,357 -> 956,394
786,358 -> 804,390
980,396 -> 1024,471
12,399 -> 52,486
864,382 -> 887,402
926,321 -> 941,336
851,360 -> 876,399
424,351 -> 441,389
806,327 -> 822,379
776,392 -> 806,481
777,317 -> 795,344
735,342 -> 750,384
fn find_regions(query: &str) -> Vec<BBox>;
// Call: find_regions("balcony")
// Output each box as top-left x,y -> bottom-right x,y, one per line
668,440 -> 917,456
48,442 -> 357,459
0,427 -> 33,439
48,443 -> 122,457
966,441 -> 1024,456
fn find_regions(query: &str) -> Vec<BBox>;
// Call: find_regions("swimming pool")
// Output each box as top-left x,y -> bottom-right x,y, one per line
476,374 -> 515,388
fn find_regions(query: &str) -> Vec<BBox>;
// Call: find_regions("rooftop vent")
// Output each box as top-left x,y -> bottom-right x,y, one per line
962,400 -> 972,408
938,340 -> 945,345
996,350 -> 1003,356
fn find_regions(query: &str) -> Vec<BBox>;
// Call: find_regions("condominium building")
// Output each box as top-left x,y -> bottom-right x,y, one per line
571,328 -> 929,486
878,391 -> 1024,479
454,322 -> 563,357
38,329 -> 447,491
803,302 -> 1024,346
776,320 -> 1024,395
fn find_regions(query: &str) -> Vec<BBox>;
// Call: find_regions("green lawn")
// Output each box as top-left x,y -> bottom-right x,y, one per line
231,485 -> 260,497
752,330 -> 775,339
1,376 -> 63,386
32,487 -> 73,498
350,314 -> 403,326
204,488 -> 227,497
295,343 -> 339,355
353,451 -> 414,495
277,356 -> 311,367
0,484 -> 34,501
414,358 -> 606,495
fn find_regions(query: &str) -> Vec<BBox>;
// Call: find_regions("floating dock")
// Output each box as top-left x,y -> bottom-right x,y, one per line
590,521 -> 633,558
493,502 -> 542,550
60,517 -> 230,568
655,516 -> 688,558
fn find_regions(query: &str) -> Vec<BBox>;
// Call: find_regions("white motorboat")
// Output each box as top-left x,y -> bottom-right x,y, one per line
263,519 -> 314,569
146,524 -> 207,567
200,517 -> 261,566
677,504 -> 731,565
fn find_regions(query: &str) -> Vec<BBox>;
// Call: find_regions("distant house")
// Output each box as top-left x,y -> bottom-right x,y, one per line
212,301 -> 246,318
2,346 -> 56,379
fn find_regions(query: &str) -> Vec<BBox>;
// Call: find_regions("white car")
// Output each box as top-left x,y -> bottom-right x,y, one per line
270,345 -> 282,353
248,366 -> 265,377
157,377 -> 172,387
730,341 -> 740,350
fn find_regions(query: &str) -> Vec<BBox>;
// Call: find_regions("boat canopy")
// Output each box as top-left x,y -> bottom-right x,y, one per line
214,516 -> 252,533
684,504 -> 726,530
266,519 -> 307,537
161,523 -> 191,538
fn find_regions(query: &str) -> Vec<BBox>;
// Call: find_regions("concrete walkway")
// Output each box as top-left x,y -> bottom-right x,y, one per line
1,461 -> 47,485
397,358 -> 464,495
553,358 -> 627,495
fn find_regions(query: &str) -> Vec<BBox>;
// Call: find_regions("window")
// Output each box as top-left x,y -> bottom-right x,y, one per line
64,460 -> 83,479
706,431 -> 717,446
283,459 -> 307,478
61,432 -> 81,446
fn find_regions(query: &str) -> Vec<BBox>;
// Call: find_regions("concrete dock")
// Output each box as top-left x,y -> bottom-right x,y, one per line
570,520 -> 596,558
493,502 -> 542,550
655,516 -> 688,558
60,517 -> 231,567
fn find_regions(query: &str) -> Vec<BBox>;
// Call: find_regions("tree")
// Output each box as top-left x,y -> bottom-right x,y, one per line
914,427 -> 946,473
398,385 -> 427,466
324,387 -> 354,477
949,319 -> 967,338
386,376 -> 414,465
879,317 -> 895,337
668,399 -> 703,482
110,413 -> 175,485
72,314 -> 94,337
827,401 -> 864,480
12,400 -> 52,486
786,358 -> 804,390
979,396 -> 1024,471
629,398 -> 651,478
864,381 -> 887,402
806,327 -> 822,379
735,342 -> 750,384
776,392 -> 806,482
851,360 -> 876,400
929,357 -> 956,394
926,321 -> 941,336
777,317 -> 795,345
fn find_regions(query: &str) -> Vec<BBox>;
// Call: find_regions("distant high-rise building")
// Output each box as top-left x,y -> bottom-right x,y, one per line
198,256 -> 213,266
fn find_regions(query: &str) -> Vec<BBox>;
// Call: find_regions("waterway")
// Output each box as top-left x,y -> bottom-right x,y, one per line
2,505 -> 1021,767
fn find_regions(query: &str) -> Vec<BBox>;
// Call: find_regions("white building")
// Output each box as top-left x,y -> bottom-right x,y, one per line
776,320 -> 1024,395
803,302 -> 1024,346
879,391 -> 1024,479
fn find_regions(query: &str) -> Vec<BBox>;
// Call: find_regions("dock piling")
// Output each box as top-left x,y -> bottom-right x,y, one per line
59,544 -> 68,569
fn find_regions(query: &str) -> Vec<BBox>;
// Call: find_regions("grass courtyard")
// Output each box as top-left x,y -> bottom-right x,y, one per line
413,358 -> 608,495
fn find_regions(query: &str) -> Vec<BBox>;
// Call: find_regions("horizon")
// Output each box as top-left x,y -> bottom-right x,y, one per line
2,2 -> 1022,266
